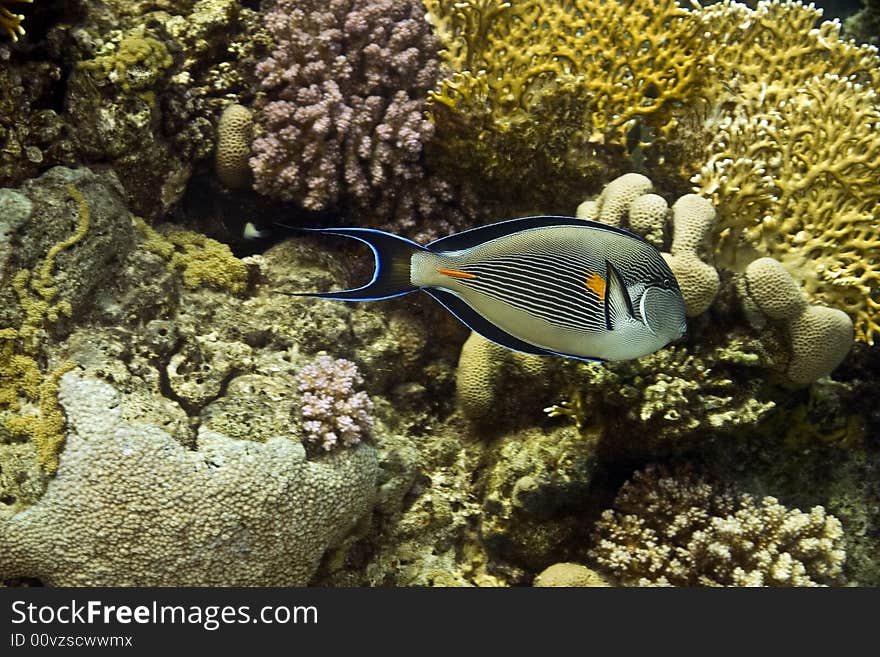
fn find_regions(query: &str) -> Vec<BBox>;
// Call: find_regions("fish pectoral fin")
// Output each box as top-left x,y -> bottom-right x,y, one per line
639,289 -> 658,336
604,260 -> 635,330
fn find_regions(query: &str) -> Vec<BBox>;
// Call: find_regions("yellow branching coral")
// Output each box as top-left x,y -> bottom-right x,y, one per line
691,1 -> 880,343
0,0 -> 31,41
425,0 -> 705,208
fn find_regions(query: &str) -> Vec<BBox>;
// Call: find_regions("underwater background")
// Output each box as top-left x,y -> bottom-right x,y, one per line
0,0 -> 878,587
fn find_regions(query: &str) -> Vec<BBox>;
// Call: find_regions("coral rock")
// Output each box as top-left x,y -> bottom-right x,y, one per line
744,257 -> 808,321
534,562 -> 612,587
0,374 -> 378,586
787,306 -> 854,386
215,103 -> 253,189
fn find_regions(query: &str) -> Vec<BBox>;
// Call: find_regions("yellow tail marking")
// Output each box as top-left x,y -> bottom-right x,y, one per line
585,272 -> 606,300
437,268 -> 477,280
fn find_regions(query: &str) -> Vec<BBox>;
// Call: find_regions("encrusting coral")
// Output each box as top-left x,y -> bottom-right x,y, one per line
0,374 -> 379,586
590,464 -> 847,586
136,218 -> 249,295
0,170 -> 128,474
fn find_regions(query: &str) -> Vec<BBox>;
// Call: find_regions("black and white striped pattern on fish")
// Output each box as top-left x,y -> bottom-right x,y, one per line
290,217 -> 687,362
449,253 -> 610,334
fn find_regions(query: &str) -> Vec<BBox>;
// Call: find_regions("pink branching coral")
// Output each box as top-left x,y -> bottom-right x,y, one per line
250,0 -> 471,240
590,465 -> 847,587
295,355 -> 374,452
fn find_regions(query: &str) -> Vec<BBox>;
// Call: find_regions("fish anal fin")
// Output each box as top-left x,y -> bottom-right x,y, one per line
423,288 -> 552,356
423,288 -> 606,363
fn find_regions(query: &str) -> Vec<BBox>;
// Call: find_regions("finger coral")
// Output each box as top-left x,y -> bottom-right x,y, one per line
591,464 -> 847,586
250,0 -> 468,240
0,0 -> 30,41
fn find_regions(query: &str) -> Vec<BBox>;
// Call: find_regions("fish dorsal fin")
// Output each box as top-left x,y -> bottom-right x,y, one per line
604,260 -> 635,330
425,216 -> 644,253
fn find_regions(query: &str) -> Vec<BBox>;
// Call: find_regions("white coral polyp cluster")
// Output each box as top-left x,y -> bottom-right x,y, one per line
591,465 -> 846,587
296,355 -> 374,451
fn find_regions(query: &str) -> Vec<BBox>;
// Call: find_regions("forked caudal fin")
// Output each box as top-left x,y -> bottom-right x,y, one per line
277,226 -> 426,300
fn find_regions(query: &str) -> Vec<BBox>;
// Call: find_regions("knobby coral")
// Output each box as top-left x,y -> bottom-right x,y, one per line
296,355 -> 374,451
250,0 -> 469,240
135,218 -> 249,295
591,465 -> 847,586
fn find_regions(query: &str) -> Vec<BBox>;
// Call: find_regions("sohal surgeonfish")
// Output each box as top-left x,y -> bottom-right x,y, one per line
288,216 -> 687,362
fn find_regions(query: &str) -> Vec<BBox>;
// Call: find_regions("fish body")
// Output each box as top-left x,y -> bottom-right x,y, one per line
289,216 -> 687,362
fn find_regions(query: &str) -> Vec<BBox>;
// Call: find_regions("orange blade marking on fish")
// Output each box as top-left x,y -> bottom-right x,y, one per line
585,272 -> 606,300
437,268 -> 477,280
